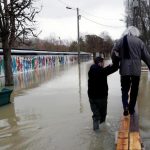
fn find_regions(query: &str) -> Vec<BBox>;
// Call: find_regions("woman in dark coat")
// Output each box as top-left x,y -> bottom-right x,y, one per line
112,26 -> 150,116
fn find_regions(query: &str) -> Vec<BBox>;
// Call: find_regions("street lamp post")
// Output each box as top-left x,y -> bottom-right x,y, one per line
66,7 -> 80,64
77,8 -> 80,64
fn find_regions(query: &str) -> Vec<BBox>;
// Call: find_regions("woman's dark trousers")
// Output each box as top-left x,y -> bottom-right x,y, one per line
121,75 -> 140,114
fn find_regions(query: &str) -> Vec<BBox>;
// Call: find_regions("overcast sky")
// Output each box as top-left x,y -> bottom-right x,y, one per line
36,0 -> 126,41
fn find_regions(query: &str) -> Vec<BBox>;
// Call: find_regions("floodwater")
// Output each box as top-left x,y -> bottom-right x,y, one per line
0,61 -> 149,150
138,71 -> 150,150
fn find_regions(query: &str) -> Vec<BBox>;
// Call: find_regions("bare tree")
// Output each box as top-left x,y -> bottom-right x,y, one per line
85,34 -> 103,59
0,0 -> 40,86
125,0 -> 150,45
99,32 -> 113,56
69,41 -> 77,51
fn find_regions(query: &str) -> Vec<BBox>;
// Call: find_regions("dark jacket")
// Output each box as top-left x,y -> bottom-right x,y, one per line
88,63 -> 118,99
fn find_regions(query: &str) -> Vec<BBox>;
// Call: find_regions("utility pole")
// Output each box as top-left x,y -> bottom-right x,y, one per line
66,7 -> 80,64
77,8 -> 80,64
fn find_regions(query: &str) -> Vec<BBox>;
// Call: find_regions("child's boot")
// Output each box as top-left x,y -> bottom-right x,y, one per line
93,119 -> 99,130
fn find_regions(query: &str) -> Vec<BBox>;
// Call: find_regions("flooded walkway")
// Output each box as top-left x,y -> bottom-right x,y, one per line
138,71 -> 150,150
0,61 -> 149,150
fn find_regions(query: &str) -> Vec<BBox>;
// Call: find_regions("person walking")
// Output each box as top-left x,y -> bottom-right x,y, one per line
111,26 -> 150,116
88,56 -> 119,130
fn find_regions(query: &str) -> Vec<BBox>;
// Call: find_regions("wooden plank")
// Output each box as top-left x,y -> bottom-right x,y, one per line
129,132 -> 141,150
116,138 -> 128,150
130,113 -> 139,132
119,116 -> 130,131
116,116 -> 130,150
118,131 -> 128,139
116,131 -> 129,150
116,104 -> 143,150
116,115 -> 143,150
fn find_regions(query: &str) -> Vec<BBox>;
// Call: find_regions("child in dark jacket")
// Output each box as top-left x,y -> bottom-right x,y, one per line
88,56 -> 119,130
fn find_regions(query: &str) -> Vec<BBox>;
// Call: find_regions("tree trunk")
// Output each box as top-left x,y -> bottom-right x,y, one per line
2,39 -> 14,86
93,52 -> 96,60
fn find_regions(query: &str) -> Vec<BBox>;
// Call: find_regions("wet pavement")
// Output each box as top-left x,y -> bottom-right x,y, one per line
0,61 -> 149,150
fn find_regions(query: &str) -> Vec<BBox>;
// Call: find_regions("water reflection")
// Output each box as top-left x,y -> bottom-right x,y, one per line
0,103 -> 17,134
14,69 -> 50,92
0,103 -> 22,149
0,102 -> 41,150
78,64 -> 83,113
0,64 -> 73,97
138,71 -> 150,149
0,103 -> 17,149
